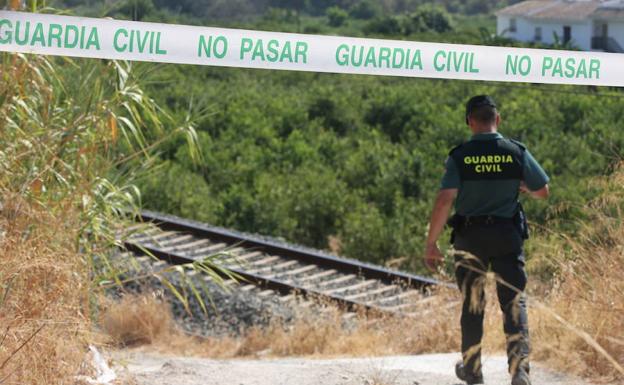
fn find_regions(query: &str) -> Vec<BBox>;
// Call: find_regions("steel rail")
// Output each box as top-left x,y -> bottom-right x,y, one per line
138,210 -> 441,290
123,241 -> 381,312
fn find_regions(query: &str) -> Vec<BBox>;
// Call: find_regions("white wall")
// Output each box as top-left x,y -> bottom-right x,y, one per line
497,15 -> 512,36
497,16 -> 593,50
607,21 -> 624,51
540,20 -> 592,50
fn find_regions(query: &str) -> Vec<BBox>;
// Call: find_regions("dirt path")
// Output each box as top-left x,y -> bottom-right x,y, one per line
111,350 -> 592,385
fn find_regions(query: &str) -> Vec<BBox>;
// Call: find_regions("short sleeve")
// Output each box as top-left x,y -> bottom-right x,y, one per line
522,150 -> 550,190
440,156 -> 461,189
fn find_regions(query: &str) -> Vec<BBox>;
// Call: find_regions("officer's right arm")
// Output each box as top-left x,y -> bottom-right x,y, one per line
424,157 -> 459,272
520,182 -> 549,199
521,150 -> 550,200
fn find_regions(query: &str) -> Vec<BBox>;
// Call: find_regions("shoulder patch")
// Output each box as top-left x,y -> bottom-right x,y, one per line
448,142 -> 465,156
508,138 -> 527,151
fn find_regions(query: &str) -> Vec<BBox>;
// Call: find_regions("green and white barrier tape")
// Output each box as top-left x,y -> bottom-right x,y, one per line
1,10 -> 623,87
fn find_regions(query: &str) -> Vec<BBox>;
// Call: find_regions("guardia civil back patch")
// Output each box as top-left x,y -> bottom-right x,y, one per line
451,140 -> 524,181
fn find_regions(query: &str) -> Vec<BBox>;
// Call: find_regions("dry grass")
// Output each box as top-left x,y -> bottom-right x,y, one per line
0,198 -> 93,385
228,300 -> 458,358
100,294 -> 174,347
363,366 -> 401,385
527,165 -> 624,382
106,258 -> 622,381
102,287 -> 461,359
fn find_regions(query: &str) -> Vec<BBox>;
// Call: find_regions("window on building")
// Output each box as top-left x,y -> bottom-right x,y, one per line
535,27 -> 542,41
509,18 -> 517,32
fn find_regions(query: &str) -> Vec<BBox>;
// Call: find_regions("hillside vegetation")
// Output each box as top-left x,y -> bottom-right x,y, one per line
51,0 -> 624,273
58,0 -> 520,23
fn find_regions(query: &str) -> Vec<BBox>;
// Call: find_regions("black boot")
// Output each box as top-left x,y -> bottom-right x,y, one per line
511,366 -> 531,385
455,361 -> 484,385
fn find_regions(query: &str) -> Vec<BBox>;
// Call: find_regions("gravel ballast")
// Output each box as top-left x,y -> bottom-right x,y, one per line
102,252 -> 335,337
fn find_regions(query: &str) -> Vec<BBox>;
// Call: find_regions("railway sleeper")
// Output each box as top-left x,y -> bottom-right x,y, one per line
344,284 -> 398,301
246,255 -> 281,267
247,260 -> 299,275
198,247 -> 246,264
159,234 -> 195,250
219,251 -> 263,266
257,289 -> 276,297
313,274 -> 357,289
164,238 -> 212,252
240,284 -> 257,292
121,227 -> 159,243
123,223 -> 155,234
271,264 -> 319,280
130,230 -> 178,244
324,279 -> 377,296
148,232 -> 189,247
371,289 -> 422,307
191,242 -> 229,255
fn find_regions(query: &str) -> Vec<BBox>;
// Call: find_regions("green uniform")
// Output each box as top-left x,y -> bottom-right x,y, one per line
442,131 -> 549,382
440,132 -> 549,217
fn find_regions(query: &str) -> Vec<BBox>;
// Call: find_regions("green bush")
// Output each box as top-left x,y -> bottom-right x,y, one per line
364,15 -> 403,35
254,167 -> 349,247
364,5 -> 454,36
340,202 -> 395,264
326,6 -> 348,27
404,5 -> 454,34
114,0 -> 155,21
349,0 -> 382,19
303,23 -> 325,34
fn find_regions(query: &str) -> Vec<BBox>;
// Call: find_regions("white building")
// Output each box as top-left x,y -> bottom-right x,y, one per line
496,0 -> 624,53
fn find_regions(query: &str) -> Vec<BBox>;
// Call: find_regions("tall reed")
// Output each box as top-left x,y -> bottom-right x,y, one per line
0,52 -> 203,384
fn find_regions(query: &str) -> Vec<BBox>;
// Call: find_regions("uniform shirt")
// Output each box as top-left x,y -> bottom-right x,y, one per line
440,132 -> 549,218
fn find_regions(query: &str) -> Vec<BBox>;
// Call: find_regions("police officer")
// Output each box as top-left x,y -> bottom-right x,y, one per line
423,95 -> 550,385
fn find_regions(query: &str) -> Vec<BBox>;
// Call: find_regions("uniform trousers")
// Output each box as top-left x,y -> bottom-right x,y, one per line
453,221 -> 530,376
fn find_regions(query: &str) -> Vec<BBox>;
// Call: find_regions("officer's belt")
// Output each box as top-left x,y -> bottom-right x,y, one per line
460,215 -> 515,226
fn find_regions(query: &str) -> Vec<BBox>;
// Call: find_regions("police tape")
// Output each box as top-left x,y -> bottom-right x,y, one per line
1,10 -> 623,87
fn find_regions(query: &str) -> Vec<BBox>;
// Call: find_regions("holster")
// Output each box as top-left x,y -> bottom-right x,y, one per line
447,213 -> 465,244
514,203 -> 530,240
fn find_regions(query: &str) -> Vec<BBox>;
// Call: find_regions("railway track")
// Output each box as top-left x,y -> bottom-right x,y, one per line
123,210 -> 448,316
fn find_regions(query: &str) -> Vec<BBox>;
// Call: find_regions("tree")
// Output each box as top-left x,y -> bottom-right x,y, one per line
405,4 -> 454,34
364,15 -> 402,35
349,0 -> 381,19
116,0 -> 155,21
269,0 -> 308,31
326,6 -> 348,27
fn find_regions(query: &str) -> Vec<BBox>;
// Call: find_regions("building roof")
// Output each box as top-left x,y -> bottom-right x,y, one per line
594,0 -> 624,18
496,0 -> 624,21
